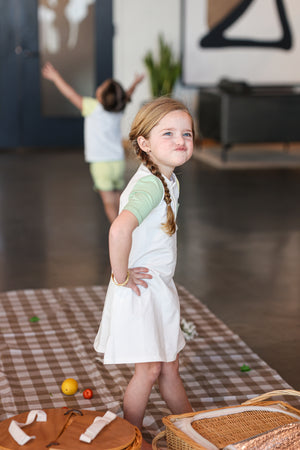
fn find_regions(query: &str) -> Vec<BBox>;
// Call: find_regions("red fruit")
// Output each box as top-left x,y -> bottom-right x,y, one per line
83,388 -> 93,399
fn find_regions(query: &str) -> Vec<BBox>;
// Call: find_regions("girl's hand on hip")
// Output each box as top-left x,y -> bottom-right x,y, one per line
127,267 -> 152,296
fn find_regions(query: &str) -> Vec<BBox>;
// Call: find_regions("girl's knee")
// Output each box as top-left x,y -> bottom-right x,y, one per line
146,362 -> 162,382
161,358 -> 180,377
135,362 -> 162,383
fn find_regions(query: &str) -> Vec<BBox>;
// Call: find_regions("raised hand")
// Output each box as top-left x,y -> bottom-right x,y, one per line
41,62 -> 60,82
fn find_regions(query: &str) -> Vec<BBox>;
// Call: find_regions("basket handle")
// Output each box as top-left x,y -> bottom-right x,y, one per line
242,389 -> 300,405
152,430 -> 166,449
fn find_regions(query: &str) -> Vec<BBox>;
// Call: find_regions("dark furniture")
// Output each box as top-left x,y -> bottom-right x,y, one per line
198,87 -> 300,160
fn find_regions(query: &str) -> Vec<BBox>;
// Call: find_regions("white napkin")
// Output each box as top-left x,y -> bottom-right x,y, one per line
79,411 -> 117,443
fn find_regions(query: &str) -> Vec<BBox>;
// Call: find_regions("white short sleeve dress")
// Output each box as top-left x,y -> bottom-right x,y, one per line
94,164 -> 185,364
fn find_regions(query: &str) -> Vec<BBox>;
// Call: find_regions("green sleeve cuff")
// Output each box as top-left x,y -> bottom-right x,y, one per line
82,97 -> 98,116
124,175 -> 164,224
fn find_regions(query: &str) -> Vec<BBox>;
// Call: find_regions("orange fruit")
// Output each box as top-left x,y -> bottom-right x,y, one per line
61,378 -> 78,395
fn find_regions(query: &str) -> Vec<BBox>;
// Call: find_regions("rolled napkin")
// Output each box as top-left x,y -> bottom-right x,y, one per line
8,410 -> 47,445
79,411 -> 117,443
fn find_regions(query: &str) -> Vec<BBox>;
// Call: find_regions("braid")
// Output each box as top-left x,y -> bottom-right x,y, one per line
133,140 -> 176,236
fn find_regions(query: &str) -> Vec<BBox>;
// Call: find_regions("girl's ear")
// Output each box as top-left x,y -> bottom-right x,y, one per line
137,136 -> 150,153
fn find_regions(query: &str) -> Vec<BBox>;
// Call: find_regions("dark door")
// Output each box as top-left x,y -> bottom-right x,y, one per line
0,0 -> 113,148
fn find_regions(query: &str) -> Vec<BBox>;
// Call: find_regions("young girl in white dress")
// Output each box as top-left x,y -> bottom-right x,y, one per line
94,97 -> 194,448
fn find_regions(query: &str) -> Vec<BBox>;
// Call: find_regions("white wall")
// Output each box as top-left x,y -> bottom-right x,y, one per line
113,0 -> 198,137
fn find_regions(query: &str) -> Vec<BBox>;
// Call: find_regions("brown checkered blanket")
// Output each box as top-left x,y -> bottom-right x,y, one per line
0,285 -> 297,440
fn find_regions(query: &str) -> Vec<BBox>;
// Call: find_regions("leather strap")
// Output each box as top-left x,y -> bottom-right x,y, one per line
79,411 -> 117,443
8,410 -> 47,445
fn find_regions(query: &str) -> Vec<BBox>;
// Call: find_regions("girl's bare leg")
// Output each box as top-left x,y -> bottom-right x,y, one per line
158,355 -> 193,414
123,362 -> 162,449
99,190 -> 120,223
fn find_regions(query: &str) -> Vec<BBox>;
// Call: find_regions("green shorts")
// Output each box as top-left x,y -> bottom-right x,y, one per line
89,160 -> 125,192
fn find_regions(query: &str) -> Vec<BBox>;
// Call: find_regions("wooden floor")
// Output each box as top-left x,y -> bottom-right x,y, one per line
0,148 -> 299,390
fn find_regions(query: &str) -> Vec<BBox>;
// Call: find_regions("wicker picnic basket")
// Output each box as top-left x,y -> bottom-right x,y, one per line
152,389 -> 300,449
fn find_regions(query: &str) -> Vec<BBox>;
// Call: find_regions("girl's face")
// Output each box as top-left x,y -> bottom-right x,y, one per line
138,110 -> 193,179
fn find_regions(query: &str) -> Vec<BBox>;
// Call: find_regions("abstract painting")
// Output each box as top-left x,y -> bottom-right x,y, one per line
182,0 -> 300,86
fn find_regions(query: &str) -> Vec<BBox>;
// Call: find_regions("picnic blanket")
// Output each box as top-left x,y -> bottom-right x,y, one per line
0,285 -> 297,441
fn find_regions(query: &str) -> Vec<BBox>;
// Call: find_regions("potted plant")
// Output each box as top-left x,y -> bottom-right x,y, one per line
144,34 -> 181,97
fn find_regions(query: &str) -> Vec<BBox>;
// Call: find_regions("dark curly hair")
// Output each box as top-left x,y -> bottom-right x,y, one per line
100,80 -> 127,112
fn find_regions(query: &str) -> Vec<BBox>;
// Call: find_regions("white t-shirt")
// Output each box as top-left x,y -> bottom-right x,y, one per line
82,97 -> 124,163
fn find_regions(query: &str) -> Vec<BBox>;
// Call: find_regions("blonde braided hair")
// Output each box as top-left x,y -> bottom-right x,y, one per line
129,97 -> 194,236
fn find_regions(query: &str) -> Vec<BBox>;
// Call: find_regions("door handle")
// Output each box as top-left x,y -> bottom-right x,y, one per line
14,46 -> 39,58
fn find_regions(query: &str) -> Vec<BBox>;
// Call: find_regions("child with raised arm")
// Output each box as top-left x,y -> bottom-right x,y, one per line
94,97 -> 194,448
41,62 -> 144,223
